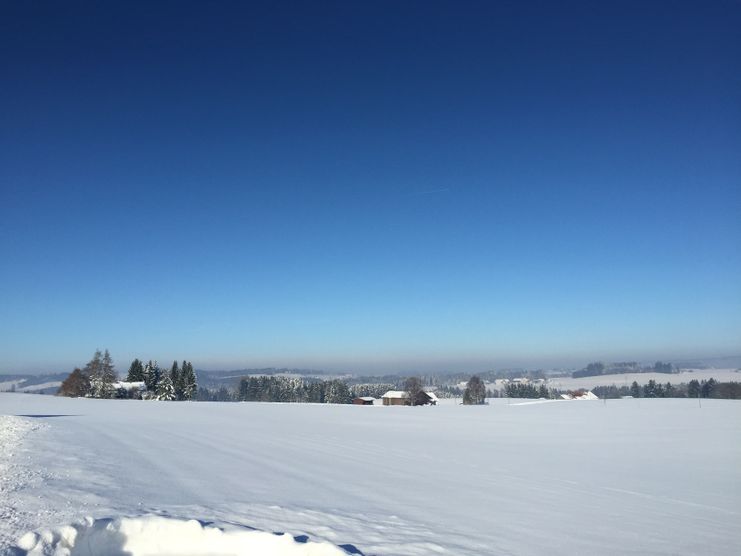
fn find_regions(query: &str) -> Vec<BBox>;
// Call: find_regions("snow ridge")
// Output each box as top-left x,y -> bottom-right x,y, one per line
12,515 -> 352,556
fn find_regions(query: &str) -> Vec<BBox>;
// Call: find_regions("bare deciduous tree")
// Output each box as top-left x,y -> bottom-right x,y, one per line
404,376 -> 424,406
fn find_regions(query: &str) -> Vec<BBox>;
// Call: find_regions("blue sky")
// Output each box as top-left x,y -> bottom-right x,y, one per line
1,1 -> 739,374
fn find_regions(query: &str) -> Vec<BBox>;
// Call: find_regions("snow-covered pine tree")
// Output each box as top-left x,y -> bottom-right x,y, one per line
143,360 -> 161,393
537,383 -> 549,399
182,361 -> 197,400
178,360 -> 189,400
645,379 -> 657,398
156,374 -> 176,401
99,349 -> 117,399
324,379 -> 350,404
688,379 -> 701,398
170,360 -> 183,400
85,349 -> 104,397
630,381 -> 641,398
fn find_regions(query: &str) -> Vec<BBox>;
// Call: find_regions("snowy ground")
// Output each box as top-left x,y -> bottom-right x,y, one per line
1,394 -> 739,555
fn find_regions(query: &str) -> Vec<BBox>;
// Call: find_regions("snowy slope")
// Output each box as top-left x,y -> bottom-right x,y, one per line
1,394 -> 740,555
0,380 -> 26,392
15,382 -> 63,394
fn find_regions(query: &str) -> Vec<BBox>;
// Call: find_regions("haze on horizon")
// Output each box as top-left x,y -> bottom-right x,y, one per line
1,2 -> 739,376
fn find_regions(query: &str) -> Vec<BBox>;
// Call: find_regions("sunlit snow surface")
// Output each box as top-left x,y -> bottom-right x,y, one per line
1,394 -> 740,555
13,515 -> 349,556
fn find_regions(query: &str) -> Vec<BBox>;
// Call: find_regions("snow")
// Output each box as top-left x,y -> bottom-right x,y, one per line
381,390 -> 407,399
15,515 -> 348,556
1,394 -> 740,555
0,416 -> 49,548
560,390 -> 599,400
111,381 -> 145,391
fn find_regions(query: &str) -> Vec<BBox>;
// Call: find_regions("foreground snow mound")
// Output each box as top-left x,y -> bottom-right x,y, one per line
13,515 -> 352,556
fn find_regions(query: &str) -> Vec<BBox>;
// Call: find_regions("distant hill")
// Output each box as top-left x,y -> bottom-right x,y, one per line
0,373 -> 68,394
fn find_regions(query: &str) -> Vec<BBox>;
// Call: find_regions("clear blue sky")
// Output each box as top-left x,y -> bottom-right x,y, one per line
1,1 -> 739,374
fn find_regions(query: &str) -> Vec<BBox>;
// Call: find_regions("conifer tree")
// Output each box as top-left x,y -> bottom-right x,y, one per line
156,374 -> 176,401
630,381 -> 641,398
179,360 -> 189,400
644,379 -> 658,398
182,361 -> 197,400
688,379 -> 701,398
324,379 -> 351,404
85,349 -> 108,397
99,349 -> 117,398
143,360 -> 161,392
537,383 -> 549,399
170,360 -> 183,400
126,359 -> 144,382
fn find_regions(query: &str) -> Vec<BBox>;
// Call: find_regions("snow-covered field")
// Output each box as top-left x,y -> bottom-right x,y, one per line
547,368 -> 741,390
1,394 -> 739,555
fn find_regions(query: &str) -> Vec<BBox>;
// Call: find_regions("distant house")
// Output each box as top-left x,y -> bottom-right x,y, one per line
112,381 -> 146,399
352,396 -> 375,405
382,390 -> 438,406
382,391 -> 408,406
112,381 -> 146,392
560,390 -> 599,401
424,391 -> 439,405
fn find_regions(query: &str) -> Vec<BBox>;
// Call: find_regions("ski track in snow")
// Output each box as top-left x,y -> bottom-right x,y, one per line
1,395 -> 740,555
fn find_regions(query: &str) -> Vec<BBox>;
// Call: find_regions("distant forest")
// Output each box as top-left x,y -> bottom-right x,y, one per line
57,351 -> 197,401
198,376 -> 396,403
573,361 -> 675,378
594,378 -> 740,399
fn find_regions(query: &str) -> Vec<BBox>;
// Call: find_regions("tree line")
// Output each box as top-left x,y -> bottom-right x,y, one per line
202,376 -> 441,405
236,375 -> 353,403
123,358 -> 197,400
58,349 -> 116,398
57,351 -> 197,400
504,382 -> 554,399
589,379 -> 740,399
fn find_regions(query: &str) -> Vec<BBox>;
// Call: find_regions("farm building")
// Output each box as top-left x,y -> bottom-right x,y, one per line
352,397 -> 375,405
382,390 -> 438,406
382,391 -> 408,406
112,381 -> 146,399
424,391 -> 439,405
561,390 -> 599,400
